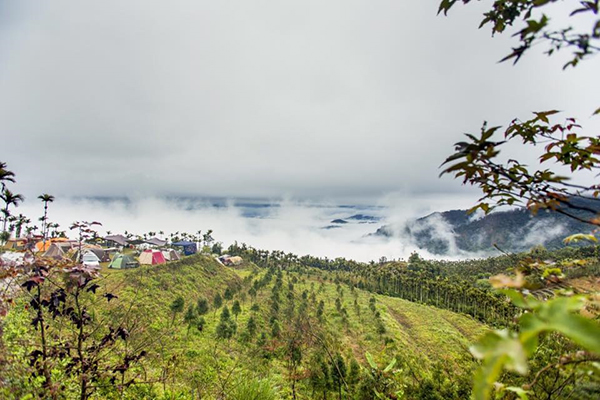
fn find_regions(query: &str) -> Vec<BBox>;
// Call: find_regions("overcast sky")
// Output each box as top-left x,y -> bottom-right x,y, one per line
1,0 -> 598,203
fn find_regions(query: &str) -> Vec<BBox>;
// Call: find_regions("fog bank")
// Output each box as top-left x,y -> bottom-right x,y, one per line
15,194 -> 482,262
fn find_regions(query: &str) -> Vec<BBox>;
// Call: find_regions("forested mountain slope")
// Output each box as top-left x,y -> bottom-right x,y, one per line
374,199 -> 600,255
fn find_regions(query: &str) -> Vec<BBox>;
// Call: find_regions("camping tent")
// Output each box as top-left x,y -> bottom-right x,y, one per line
139,250 -> 166,265
162,249 -> 181,262
172,241 -> 197,256
109,254 -> 140,269
35,238 -> 74,252
4,238 -> 27,250
223,256 -> 243,266
82,251 -> 100,267
88,248 -> 110,262
70,246 -> 110,263
1,252 -> 24,264
42,243 -> 66,259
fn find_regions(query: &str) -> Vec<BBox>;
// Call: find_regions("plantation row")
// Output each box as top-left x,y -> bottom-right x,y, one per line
228,243 -> 599,327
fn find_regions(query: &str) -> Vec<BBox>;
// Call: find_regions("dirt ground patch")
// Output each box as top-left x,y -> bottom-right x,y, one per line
386,306 -> 413,330
569,277 -> 600,293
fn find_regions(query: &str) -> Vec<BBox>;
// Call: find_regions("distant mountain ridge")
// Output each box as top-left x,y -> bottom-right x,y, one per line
374,199 -> 599,255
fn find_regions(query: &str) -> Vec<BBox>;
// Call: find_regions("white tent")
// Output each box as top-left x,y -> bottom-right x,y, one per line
162,249 -> 181,262
82,251 -> 100,267
1,252 -> 24,264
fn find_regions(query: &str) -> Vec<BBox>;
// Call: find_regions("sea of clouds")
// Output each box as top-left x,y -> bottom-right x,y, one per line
13,193 -> 486,262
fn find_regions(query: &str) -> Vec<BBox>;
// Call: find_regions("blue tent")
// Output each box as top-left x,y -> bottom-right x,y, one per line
172,241 -> 197,256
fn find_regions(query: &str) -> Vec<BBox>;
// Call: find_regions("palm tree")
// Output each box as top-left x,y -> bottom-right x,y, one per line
49,223 -> 60,238
0,161 -> 16,191
1,189 -> 24,233
13,214 -> 30,238
38,194 -> 55,245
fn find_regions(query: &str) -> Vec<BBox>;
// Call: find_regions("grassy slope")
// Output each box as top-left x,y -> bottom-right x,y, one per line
47,255 -> 486,397
285,271 -> 485,371
102,254 -> 242,310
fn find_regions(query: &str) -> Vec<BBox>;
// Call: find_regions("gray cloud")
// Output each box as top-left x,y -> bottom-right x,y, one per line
1,1 -> 598,200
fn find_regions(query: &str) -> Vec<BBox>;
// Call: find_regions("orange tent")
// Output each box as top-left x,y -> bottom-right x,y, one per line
35,238 -> 72,252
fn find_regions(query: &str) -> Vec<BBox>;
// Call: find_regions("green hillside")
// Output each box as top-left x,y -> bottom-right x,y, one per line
3,253 -> 485,399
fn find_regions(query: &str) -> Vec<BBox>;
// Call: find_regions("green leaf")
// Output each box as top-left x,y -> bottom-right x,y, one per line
471,330 -> 529,400
520,297 -> 600,354
551,312 -> 600,353
365,352 -> 377,370
505,386 -> 530,400
471,330 -> 529,375
472,353 -> 506,400
440,152 -> 466,167
499,289 -> 540,309
437,0 -> 458,15
534,110 -> 560,124
383,358 -> 397,373
481,126 -> 501,141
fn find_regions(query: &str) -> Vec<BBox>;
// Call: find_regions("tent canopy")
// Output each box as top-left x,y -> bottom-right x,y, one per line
146,238 -> 167,247
104,235 -> 128,246
172,241 -> 197,256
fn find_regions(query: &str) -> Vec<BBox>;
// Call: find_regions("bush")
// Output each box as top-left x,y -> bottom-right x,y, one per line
231,377 -> 279,400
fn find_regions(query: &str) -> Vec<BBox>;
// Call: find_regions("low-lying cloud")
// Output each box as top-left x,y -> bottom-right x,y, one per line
14,193 -> 478,262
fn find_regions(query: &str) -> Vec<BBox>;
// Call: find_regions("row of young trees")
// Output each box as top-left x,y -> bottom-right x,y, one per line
201,264 -> 474,399
228,238 -> 600,327
227,243 -> 519,325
